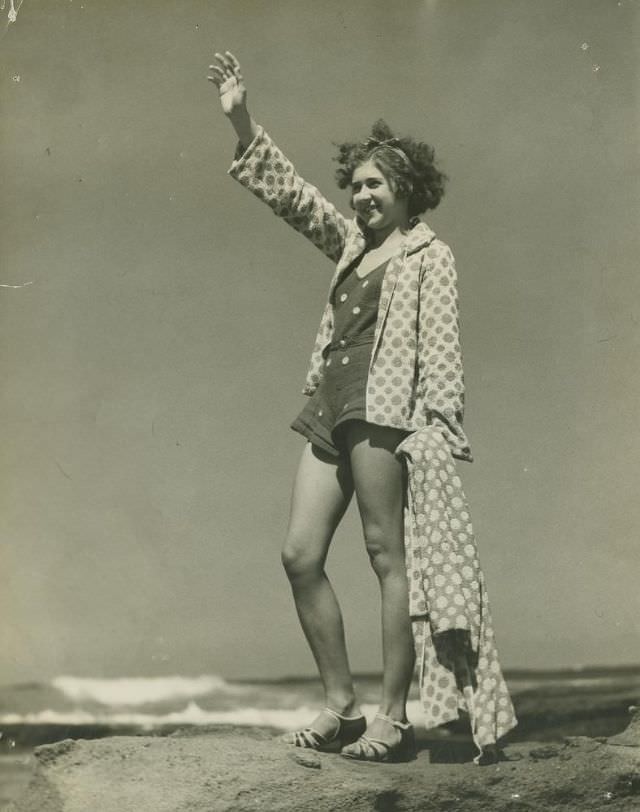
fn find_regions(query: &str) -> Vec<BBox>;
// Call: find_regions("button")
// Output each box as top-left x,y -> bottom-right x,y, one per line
362,279 -> 369,288
341,356 -> 350,365
338,339 -> 346,348
352,306 -> 361,315
343,403 -> 349,410
325,358 -> 332,366
317,410 -> 323,417
339,293 -> 348,302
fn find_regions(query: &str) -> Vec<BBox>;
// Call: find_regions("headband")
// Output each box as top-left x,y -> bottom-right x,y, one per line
362,136 -> 413,169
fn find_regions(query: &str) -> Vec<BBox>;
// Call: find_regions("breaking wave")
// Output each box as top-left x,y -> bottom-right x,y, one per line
51,675 -> 246,707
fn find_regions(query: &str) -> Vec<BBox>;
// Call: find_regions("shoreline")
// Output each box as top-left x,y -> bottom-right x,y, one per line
1,686 -> 637,752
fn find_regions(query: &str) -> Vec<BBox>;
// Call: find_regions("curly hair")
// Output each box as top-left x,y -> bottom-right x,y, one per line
333,119 -> 447,217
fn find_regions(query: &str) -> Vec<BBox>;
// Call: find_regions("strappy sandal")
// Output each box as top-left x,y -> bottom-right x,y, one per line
280,707 -> 367,752
340,712 -> 416,763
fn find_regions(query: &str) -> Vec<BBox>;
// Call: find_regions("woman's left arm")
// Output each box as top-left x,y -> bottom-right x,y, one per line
415,241 -> 473,462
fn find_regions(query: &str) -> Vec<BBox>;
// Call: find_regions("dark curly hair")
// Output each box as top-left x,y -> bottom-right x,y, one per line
333,119 -> 447,217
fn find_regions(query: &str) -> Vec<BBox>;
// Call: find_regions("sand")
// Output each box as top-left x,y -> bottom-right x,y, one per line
7,710 -> 640,812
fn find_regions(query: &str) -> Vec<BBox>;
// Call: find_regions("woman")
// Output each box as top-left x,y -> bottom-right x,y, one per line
208,51 -> 516,764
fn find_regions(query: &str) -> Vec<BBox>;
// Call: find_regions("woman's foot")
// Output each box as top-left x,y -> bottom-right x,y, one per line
340,713 -> 416,763
280,707 -> 366,752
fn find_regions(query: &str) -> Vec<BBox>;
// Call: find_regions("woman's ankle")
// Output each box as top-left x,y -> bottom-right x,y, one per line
377,702 -> 408,723
325,694 -> 360,717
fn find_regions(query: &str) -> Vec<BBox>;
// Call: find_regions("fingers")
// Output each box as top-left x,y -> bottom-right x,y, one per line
225,50 -> 242,77
211,51 -> 241,77
207,64 -> 226,86
213,51 -> 230,70
213,52 -> 235,75
207,50 -> 242,88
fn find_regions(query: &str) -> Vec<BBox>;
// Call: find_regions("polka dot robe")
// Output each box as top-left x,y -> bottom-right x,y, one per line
396,426 -> 517,758
229,127 -> 517,755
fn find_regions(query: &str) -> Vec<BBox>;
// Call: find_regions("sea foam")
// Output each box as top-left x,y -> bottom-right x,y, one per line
51,675 -> 245,707
0,701 -> 425,731
0,701 -> 430,730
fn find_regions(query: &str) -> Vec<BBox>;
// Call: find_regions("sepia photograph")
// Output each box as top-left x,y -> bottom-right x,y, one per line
1,1 -> 638,809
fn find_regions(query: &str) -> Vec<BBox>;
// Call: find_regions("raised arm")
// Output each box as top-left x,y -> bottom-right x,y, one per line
208,51 -> 351,263
208,50 -> 258,149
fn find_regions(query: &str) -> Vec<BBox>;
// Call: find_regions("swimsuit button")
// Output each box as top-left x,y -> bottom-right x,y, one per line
343,403 -> 349,410
341,356 -> 350,365
339,293 -> 348,303
352,306 -> 361,315
362,280 -> 369,287
338,339 -> 346,348
317,410 -> 323,417
325,358 -> 332,366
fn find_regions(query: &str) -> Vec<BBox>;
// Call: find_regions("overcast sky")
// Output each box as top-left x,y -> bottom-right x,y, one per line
1,0 -> 638,684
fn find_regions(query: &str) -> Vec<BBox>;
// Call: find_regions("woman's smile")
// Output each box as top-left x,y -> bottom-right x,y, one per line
360,202 -> 381,219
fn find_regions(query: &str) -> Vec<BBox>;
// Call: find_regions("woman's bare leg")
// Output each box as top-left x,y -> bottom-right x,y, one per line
344,422 -> 415,740
281,442 -> 359,733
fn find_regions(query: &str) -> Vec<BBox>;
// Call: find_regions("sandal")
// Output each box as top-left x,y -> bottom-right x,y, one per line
280,707 -> 366,753
340,713 -> 416,763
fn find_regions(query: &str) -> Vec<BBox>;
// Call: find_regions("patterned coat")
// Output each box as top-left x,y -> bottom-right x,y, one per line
228,126 -> 472,463
395,427 -> 517,757
228,127 -> 517,755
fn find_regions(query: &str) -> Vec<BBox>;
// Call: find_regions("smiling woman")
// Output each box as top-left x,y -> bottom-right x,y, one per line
335,119 -> 447,227
207,50 -> 516,764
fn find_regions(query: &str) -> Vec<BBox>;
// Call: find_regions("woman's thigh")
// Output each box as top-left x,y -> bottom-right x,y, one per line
284,442 -> 354,569
342,421 -> 407,556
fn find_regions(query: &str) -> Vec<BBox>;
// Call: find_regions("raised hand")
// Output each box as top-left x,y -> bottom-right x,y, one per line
208,51 -> 247,117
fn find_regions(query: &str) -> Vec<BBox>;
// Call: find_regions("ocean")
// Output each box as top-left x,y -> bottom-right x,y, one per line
1,666 -> 639,810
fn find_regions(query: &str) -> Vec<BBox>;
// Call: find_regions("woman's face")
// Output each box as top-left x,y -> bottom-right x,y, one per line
351,160 -> 407,234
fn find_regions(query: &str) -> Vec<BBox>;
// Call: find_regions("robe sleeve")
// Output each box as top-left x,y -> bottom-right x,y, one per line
414,240 -> 472,462
228,125 -> 351,264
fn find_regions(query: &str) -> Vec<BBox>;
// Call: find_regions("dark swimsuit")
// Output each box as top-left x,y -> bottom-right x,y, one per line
290,255 -> 389,456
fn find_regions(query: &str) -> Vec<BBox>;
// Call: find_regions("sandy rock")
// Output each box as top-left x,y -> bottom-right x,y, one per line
564,736 -> 606,753
9,726 -> 640,812
32,740 -> 77,766
529,744 -> 562,760
608,705 -> 640,748
287,749 -> 322,769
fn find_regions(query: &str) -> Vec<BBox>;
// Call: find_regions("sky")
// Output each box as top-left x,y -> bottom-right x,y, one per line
1,0 -> 638,685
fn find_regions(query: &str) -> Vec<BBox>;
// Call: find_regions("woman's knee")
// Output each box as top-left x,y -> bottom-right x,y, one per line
362,524 -> 404,578
281,531 -> 326,581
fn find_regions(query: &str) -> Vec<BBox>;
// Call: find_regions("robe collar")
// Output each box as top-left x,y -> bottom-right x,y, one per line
339,217 -> 436,272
